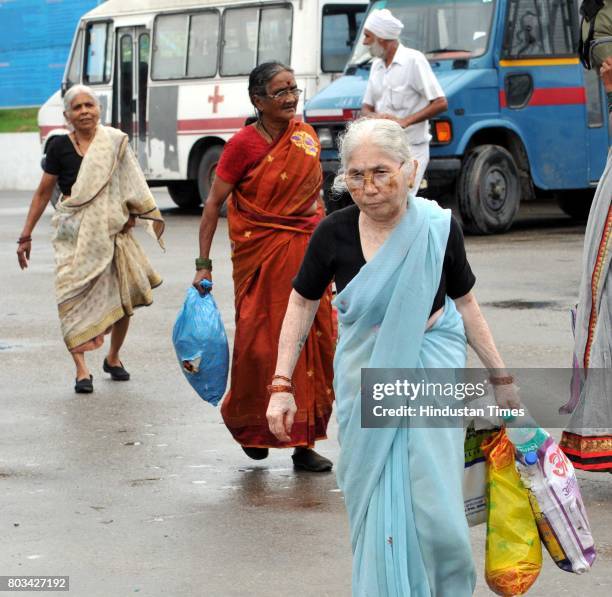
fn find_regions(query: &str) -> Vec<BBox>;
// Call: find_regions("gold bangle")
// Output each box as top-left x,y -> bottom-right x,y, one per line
271,374 -> 292,385
267,384 -> 294,395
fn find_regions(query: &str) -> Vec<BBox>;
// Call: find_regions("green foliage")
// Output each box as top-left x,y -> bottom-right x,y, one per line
0,108 -> 39,133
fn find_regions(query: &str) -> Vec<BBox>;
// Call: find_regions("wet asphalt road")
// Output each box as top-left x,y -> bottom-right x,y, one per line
1,190 -> 611,597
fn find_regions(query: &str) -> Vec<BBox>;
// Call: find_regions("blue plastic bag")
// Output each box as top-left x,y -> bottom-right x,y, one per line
172,280 -> 229,406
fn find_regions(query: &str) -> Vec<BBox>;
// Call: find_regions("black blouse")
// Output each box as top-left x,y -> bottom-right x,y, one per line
293,204 -> 476,316
43,135 -> 83,196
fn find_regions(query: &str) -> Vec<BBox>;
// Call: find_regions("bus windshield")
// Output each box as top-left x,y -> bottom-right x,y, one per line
348,0 -> 496,66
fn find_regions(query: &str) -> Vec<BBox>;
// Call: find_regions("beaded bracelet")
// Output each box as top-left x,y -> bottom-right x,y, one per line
489,375 -> 514,386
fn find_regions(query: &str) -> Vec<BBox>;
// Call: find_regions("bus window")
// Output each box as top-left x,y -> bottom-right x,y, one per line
258,6 -> 292,64
66,29 -> 84,86
84,22 -> 112,84
152,14 -> 189,79
322,4 -> 366,72
349,1 -> 494,67
187,11 -> 220,77
221,7 -> 258,76
504,0 -> 578,57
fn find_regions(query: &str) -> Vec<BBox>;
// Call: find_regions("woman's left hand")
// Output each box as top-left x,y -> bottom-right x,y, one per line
121,215 -> 136,234
266,392 -> 297,442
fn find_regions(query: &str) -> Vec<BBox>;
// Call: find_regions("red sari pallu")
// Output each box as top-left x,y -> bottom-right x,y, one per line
221,121 -> 335,448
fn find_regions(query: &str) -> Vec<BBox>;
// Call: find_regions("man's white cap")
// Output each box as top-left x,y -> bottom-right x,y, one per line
363,9 -> 404,41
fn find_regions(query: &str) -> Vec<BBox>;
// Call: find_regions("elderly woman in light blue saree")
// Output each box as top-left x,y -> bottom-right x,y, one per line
266,118 -> 518,596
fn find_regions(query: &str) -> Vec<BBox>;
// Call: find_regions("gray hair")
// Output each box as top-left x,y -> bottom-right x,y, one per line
248,61 -> 293,104
63,84 -> 100,113
332,118 -> 414,194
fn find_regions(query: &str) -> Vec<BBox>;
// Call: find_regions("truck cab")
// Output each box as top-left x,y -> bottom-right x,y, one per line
305,0 -> 609,234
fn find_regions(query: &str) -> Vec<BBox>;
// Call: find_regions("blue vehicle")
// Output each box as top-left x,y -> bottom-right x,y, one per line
305,0 -> 609,234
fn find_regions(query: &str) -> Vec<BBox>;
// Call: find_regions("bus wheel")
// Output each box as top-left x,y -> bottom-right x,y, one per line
50,183 -> 61,209
197,145 -> 227,217
456,144 -> 521,235
167,182 -> 201,209
554,189 -> 594,221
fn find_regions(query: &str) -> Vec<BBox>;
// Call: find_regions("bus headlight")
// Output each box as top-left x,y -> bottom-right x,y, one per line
318,127 -> 334,148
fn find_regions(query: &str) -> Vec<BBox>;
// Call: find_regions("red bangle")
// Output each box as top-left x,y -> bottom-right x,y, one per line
17,236 -> 32,244
489,375 -> 514,386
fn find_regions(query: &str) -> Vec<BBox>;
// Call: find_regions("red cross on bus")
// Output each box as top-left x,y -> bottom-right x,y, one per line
208,85 -> 224,114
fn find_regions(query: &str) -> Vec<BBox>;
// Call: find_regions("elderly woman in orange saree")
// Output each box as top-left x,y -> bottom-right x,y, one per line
193,62 -> 335,472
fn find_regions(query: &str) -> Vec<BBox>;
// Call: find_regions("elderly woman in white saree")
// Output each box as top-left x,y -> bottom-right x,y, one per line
17,85 -> 164,394
265,118 -> 519,596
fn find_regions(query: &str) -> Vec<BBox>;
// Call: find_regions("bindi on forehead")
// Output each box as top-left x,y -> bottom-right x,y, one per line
269,81 -> 294,93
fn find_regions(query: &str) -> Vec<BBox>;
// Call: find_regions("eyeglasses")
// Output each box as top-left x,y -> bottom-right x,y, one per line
264,88 -> 303,101
345,162 -> 405,191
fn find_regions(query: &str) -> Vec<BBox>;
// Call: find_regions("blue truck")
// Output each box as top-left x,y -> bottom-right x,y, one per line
305,0 -> 610,234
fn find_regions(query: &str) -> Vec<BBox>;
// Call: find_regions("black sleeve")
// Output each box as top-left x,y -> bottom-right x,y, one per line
43,136 -> 61,175
444,216 -> 476,298
292,218 -> 335,300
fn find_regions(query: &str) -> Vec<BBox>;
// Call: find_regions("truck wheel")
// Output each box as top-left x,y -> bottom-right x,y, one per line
456,145 -> 521,234
197,145 -> 227,216
554,189 -> 594,221
167,182 -> 201,209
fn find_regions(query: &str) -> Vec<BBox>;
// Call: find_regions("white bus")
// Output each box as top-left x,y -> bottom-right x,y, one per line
38,0 -> 367,207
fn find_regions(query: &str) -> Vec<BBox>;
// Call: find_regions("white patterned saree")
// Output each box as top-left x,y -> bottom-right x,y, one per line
52,125 -> 164,352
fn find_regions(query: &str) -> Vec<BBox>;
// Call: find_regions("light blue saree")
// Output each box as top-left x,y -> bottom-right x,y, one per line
334,196 -> 476,597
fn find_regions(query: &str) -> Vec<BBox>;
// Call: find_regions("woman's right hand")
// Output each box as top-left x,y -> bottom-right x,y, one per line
192,268 -> 212,293
16,240 -> 32,270
267,391 -> 297,442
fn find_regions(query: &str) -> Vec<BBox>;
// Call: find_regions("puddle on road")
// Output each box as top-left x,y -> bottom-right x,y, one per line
482,300 -> 563,310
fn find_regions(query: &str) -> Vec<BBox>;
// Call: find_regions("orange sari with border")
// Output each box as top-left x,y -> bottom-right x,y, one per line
220,120 -> 335,448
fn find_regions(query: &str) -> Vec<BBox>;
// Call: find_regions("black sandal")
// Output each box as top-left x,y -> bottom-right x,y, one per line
103,358 -> 130,381
292,448 -> 333,472
241,447 -> 269,460
74,375 -> 93,394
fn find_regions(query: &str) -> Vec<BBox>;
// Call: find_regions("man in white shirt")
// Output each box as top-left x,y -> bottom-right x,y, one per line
361,9 -> 448,192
